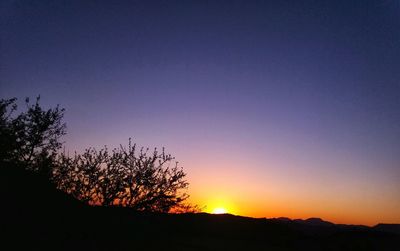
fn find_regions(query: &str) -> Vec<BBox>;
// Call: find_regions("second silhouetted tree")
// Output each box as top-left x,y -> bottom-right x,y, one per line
53,140 -> 190,212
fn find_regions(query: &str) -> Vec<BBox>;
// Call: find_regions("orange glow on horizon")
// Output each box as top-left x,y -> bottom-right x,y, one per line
187,172 -> 400,227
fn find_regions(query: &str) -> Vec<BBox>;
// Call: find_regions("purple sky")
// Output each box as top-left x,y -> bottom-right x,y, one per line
1,0 -> 399,224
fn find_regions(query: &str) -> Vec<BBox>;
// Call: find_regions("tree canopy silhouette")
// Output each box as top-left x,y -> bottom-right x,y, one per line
53,141 -> 190,212
0,96 -> 66,173
1,96 -> 193,213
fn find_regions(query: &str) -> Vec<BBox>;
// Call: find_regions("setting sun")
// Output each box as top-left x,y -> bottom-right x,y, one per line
212,207 -> 228,214
198,196 -> 238,215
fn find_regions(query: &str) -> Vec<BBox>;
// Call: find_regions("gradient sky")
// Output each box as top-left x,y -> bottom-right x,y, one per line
1,0 -> 399,226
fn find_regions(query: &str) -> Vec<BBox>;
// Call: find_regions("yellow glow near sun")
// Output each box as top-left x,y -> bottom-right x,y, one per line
196,193 -> 237,215
212,207 -> 228,214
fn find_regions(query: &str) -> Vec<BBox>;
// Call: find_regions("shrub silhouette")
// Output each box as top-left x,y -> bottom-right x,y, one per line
53,141 -> 190,212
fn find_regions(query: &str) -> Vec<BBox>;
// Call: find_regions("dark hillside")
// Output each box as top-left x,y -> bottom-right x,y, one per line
373,224 -> 400,235
1,166 -> 399,251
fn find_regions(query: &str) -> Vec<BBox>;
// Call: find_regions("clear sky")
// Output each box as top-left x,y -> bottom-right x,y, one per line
1,0 -> 399,226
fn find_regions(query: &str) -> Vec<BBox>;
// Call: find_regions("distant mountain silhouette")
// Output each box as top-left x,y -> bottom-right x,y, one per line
1,166 -> 399,251
295,217 -> 335,226
374,224 -> 400,235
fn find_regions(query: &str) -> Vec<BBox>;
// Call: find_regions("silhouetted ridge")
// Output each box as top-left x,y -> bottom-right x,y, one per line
298,217 -> 335,226
1,166 -> 399,250
374,224 -> 400,235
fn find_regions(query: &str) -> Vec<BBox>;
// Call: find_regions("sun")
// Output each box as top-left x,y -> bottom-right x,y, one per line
212,207 -> 228,214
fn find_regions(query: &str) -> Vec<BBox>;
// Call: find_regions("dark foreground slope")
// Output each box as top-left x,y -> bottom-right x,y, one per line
1,166 -> 399,251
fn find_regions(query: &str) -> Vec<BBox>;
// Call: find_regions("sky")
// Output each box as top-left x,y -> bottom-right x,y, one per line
1,0 -> 399,226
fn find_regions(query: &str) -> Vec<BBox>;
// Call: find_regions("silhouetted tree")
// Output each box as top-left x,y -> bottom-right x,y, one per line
1,96 -> 195,213
53,139 -> 191,212
0,97 -> 66,174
